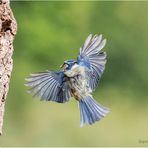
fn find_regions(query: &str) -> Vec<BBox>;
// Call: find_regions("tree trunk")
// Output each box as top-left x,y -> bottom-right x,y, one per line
0,0 -> 17,135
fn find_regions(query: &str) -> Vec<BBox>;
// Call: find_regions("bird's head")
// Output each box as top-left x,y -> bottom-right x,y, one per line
60,60 -> 77,71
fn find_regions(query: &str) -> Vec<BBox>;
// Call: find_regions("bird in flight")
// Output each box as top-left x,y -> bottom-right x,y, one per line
25,34 -> 109,127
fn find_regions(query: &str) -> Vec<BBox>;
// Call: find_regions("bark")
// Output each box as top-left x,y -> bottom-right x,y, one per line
0,0 -> 17,135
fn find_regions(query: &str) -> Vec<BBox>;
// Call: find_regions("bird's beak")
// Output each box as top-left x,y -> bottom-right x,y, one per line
60,63 -> 64,68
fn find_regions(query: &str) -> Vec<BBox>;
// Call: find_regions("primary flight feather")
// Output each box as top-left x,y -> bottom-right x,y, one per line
25,34 -> 109,126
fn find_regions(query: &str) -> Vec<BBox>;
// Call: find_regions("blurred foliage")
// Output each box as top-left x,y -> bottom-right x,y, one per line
0,1 -> 148,146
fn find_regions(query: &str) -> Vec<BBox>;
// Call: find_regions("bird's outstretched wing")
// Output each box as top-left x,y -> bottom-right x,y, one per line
25,71 -> 72,103
77,34 -> 107,91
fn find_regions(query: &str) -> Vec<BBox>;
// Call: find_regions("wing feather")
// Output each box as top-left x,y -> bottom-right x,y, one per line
25,71 -> 72,103
77,34 -> 107,91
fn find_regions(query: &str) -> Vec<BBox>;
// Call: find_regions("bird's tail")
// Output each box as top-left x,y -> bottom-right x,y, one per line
79,95 -> 109,127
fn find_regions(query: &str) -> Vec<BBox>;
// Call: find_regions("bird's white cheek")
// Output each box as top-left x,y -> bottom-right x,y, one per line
64,70 -> 76,77
64,64 -> 85,77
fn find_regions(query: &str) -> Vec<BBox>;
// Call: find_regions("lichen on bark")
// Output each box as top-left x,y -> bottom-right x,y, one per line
0,0 -> 17,135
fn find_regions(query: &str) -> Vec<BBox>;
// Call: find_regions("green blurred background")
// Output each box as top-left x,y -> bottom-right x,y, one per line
0,1 -> 148,147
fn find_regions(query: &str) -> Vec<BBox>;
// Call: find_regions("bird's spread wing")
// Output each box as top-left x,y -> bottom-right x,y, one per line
77,34 -> 107,91
25,71 -> 72,103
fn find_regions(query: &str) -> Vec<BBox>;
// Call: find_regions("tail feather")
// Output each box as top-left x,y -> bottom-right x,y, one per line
79,95 -> 109,127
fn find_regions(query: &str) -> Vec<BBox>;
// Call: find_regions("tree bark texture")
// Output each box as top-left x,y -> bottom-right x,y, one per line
0,0 -> 17,135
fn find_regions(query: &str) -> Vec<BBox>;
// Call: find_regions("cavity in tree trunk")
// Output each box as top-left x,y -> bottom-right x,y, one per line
0,0 -> 17,135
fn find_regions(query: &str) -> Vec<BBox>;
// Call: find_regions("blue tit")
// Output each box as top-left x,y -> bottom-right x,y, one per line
25,34 -> 109,127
